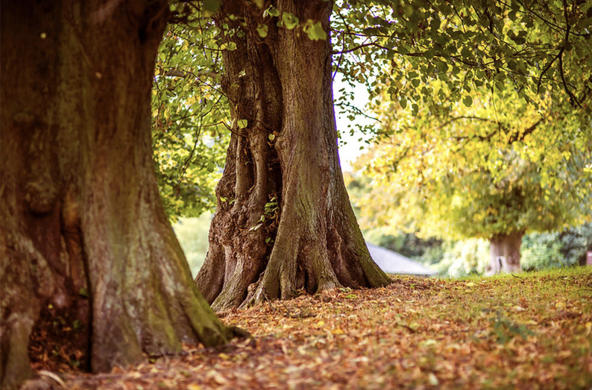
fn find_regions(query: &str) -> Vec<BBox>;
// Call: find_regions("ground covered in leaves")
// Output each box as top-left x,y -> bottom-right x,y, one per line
42,267 -> 592,389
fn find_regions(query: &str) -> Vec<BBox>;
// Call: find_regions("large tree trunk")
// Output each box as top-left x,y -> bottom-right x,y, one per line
0,2 -> 231,388
196,0 -> 390,311
488,232 -> 524,274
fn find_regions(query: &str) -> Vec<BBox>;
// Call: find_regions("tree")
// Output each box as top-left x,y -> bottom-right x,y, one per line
195,0 -> 390,311
353,80 -> 592,274
0,2 -> 234,389
187,0 -> 591,307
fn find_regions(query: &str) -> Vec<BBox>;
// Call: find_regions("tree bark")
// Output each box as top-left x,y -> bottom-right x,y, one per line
196,0 -> 390,311
488,232 -> 524,274
0,2 -> 231,388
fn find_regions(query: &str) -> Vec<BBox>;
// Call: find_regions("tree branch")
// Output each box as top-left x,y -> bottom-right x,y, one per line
443,115 -> 544,144
507,117 -> 544,143
439,116 -> 502,132
558,0 -> 581,107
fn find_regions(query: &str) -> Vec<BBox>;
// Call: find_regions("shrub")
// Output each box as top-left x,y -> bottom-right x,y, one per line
435,239 -> 490,278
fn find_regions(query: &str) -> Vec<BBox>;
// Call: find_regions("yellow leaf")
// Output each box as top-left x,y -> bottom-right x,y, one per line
188,385 -> 201,390
558,350 -> 571,358
428,373 -> 439,385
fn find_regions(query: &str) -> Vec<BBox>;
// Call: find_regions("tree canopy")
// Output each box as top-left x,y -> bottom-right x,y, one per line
154,0 -> 592,220
352,79 -> 592,242
153,21 -> 229,218
334,0 -> 592,117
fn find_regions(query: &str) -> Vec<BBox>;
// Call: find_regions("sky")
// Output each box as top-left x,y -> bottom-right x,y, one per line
333,76 -> 376,172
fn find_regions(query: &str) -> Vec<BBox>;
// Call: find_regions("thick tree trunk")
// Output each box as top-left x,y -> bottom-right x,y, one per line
0,2 -> 231,388
488,232 -> 524,274
196,0 -> 390,311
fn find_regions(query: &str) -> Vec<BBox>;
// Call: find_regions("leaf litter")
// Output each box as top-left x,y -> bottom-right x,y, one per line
39,268 -> 592,389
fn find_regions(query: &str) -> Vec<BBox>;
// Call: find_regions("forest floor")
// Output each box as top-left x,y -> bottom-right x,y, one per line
42,267 -> 592,389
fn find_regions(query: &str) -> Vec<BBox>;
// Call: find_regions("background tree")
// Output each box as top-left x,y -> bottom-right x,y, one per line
345,172 -> 443,259
0,2 -> 234,389
152,21 -> 230,218
353,80 -> 592,273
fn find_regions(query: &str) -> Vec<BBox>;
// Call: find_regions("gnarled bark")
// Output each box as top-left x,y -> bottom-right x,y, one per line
0,2 -> 231,389
488,232 -> 524,274
196,0 -> 390,311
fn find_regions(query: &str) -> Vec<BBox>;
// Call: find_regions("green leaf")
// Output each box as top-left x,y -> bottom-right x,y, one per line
399,96 -> 407,108
257,24 -> 269,38
248,223 -> 263,231
219,41 -> 237,51
237,119 -> 248,128
253,0 -> 264,9
203,0 -> 220,13
463,95 -> 473,107
78,287 -> 89,298
461,46 -> 472,58
304,20 -> 327,41
265,6 -> 280,17
282,12 -> 299,30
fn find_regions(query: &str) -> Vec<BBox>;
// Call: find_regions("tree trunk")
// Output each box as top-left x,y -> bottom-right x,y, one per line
196,0 -> 390,311
0,2 -> 231,388
488,232 -> 524,274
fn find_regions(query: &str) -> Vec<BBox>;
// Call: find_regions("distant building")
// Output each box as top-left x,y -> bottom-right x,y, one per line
367,243 -> 436,276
